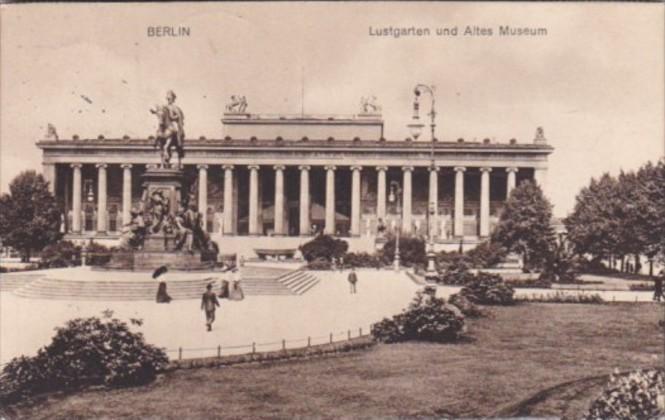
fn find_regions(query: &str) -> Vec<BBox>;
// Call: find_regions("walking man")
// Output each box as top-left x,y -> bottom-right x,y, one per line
348,267 -> 358,294
201,283 -> 220,331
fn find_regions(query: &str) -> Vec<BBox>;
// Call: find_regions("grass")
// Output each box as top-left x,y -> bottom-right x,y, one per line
6,302 -> 663,419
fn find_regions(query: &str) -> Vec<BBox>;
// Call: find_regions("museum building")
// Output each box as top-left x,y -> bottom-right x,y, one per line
37,106 -> 553,253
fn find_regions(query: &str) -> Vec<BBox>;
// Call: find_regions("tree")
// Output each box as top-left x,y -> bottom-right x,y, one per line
491,180 -> 555,271
0,171 -> 62,261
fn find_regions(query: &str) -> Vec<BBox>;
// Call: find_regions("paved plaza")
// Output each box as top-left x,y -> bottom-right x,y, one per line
0,267 -> 420,364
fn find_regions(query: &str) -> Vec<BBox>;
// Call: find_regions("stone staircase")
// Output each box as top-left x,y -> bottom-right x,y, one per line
0,273 -> 43,292
274,270 -> 320,295
10,267 -> 320,301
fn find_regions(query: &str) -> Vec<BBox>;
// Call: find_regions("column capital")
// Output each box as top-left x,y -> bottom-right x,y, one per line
222,164 -> 235,171
402,166 -> 414,172
376,166 -> 388,172
273,165 -> 286,171
298,165 -> 311,171
479,167 -> 493,173
70,163 -> 83,169
506,167 -> 519,173
248,164 -> 260,171
428,165 -> 440,173
454,166 -> 466,173
120,163 -> 133,170
325,165 -> 336,171
350,165 -> 362,172
95,163 -> 108,169
197,164 -> 209,171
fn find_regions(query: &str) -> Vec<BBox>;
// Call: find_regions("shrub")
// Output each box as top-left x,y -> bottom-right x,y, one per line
381,235 -> 426,268
448,293 -> 485,318
584,368 -> 665,419
459,272 -> 515,305
306,257 -> 332,271
299,235 -> 348,263
371,287 -> 465,343
0,316 -> 168,404
504,278 -> 552,289
86,241 -> 113,266
38,240 -> 81,268
516,291 -> 605,304
343,252 -> 383,269
630,283 -> 654,291
466,241 -> 507,268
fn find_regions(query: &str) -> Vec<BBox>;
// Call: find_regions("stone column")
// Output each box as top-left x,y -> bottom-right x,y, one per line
402,166 -> 413,235
376,166 -> 387,220
299,165 -> 310,235
197,165 -> 208,223
480,167 -> 492,237
534,167 -> 548,194
42,163 -> 56,194
71,163 -> 82,233
96,164 -> 108,233
248,165 -> 260,235
351,165 -> 362,236
506,167 -> 518,196
121,164 -> 132,226
324,165 -> 336,235
223,165 -> 234,235
428,166 -> 439,239
454,166 -> 466,237
274,165 -> 285,235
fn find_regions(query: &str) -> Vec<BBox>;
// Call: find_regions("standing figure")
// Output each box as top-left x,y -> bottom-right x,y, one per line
348,267 -> 358,294
153,265 -> 172,303
229,268 -> 244,301
654,275 -> 663,302
150,90 -> 185,168
201,283 -> 220,331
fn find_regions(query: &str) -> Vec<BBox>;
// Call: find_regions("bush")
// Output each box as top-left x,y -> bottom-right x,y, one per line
630,283 -> 654,291
466,241 -> 507,268
516,291 -> 605,304
504,278 -> 552,289
0,316 -> 168,404
38,240 -> 81,268
86,241 -> 113,266
381,235 -> 426,268
371,287 -> 465,343
306,257 -> 332,271
343,252 -> 383,269
299,235 -> 348,263
584,368 -> 665,419
448,293 -> 485,318
459,272 -> 515,305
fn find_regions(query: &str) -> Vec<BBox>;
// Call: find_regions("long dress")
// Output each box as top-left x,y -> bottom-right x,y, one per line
229,272 -> 244,301
156,281 -> 172,303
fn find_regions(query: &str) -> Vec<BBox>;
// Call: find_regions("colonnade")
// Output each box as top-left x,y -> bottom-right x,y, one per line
60,162 -> 531,239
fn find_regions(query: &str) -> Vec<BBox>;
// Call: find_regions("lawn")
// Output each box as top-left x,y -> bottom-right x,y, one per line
6,302 -> 663,419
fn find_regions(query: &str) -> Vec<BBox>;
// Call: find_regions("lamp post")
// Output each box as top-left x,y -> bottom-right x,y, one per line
407,84 -> 438,281
388,180 -> 402,271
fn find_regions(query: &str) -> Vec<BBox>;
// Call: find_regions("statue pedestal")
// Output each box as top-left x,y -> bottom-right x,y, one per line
141,167 -> 185,217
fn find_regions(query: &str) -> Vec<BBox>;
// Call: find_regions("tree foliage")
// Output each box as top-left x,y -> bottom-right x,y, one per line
490,180 -> 556,271
565,160 -> 665,268
0,171 -> 62,261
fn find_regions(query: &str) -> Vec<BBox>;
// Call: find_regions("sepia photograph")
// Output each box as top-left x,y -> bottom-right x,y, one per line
0,2 -> 664,418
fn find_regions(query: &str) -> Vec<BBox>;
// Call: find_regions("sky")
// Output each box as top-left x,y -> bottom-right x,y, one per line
1,2 -> 663,217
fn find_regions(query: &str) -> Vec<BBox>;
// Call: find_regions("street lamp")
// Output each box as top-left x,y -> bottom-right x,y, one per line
408,84 -> 438,281
388,180 -> 402,271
